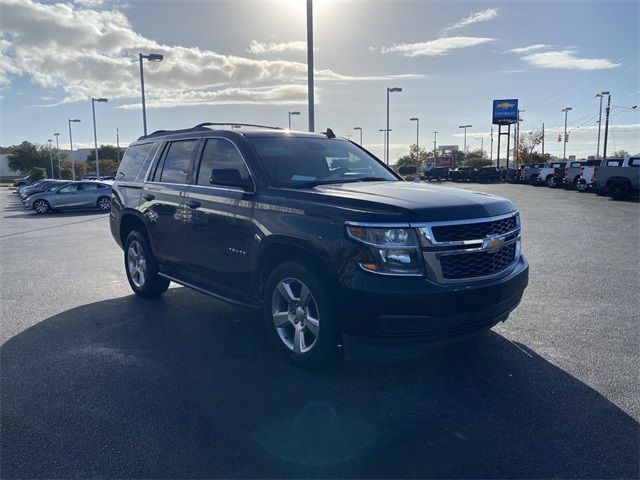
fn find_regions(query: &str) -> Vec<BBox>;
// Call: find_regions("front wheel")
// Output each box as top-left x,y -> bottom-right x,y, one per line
124,230 -> 170,297
97,196 -> 111,212
547,176 -> 557,188
576,179 -> 588,192
608,181 -> 631,200
264,262 -> 337,368
33,199 -> 50,214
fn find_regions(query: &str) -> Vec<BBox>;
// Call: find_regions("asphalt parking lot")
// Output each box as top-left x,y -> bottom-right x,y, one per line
1,184 -> 638,479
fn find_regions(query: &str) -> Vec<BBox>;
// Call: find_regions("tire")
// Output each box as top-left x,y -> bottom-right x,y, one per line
608,181 -> 631,200
529,175 -> 539,186
576,179 -> 588,192
546,175 -> 557,188
264,261 -> 337,368
124,230 -> 170,297
97,196 -> 111,212
33,199 -> 50,214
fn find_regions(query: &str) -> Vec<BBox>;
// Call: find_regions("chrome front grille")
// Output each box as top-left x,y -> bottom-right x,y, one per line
431,216 -> 517,242
413,212 -> 521,284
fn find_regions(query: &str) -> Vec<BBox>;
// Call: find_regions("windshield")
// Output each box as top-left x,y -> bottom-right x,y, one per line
249,137 -> 398,187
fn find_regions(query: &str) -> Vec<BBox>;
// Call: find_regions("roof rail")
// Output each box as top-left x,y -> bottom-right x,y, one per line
137,122 -> 283,141
194,122 -> 283,130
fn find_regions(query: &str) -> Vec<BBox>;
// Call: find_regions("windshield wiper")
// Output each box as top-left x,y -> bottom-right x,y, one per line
286,179 -> 351,189
353,176 -> 392,182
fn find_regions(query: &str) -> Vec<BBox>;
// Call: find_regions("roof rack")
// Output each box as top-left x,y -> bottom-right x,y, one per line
137,122 -> 283,141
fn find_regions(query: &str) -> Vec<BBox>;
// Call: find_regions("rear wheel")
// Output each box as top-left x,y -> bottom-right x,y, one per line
547,175 -> 557,188
33,199 -> 50,214
124,230 -> 170,297
264,261 -> 337,368
97,196 -> 111,211
608,181 -> 631,200
576,179 -> 588,192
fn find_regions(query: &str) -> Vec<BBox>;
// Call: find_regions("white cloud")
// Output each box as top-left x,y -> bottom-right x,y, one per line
247,40 -> 307,55
381,37 -> 494,57
522,49 -> 620,70
444,8 -> 499,32
0,0 -> 421,108
508,44 -> 549,54
73,0 -> 104,7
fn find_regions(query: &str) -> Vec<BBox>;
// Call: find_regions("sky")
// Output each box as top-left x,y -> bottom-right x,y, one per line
0,0 -> 639,161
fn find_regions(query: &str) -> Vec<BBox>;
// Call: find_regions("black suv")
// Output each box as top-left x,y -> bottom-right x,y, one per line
110,123 -> 529,366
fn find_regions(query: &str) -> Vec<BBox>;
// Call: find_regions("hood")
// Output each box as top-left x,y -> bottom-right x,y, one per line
286,181 -> 516,222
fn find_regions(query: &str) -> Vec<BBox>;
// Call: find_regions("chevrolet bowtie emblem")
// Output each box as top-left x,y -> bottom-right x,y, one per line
484,236 -> 505,253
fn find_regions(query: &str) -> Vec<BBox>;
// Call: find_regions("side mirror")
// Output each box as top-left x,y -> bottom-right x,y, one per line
209,169 -> 253,190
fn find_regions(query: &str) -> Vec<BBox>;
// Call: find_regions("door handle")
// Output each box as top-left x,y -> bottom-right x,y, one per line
186,200 -> 201,209
142,193 -> 155,201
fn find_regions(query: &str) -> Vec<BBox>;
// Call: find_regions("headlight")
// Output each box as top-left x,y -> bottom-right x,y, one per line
346,224 -> 422,275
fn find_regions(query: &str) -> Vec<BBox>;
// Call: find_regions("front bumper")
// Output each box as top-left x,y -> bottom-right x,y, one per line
339,256 -> 529,361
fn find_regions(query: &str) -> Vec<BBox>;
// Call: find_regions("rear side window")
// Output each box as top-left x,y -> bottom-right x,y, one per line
116,143 -> 154,181
196,139 -> 250,186
155,140 -> 198,184
134,141 -> 162,182
79,183 -> 99,190
59,184 -> 79,193
628,157 -> 639,167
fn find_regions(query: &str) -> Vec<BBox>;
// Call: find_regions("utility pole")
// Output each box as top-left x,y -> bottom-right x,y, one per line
433,131 -> 438,157
306,0 -> 315,132
47,139 -> 54,178
561,107 -> 572,160
53,133 -> 61,177
490,126 -> 494,161
595,91 -> 609,158
541,123 -> 545,156
602,94 -> 611,159
116,128 -> 121,162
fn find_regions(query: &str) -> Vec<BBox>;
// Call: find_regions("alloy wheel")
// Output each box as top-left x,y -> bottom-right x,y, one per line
34,200 -> 48,214
271,278 -> 320,354
127,240 -> 147,288
98,197 -> 111,211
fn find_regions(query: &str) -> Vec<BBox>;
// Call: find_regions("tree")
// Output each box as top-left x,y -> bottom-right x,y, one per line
516,129 -> 545,164
27,167 -> 47,182
463,150 -> 493,168
7,141 -> 51,174
450,150 -> 465,167
86,145 -> 120,176
612,150 -> 628,157
394,144 -> 429,172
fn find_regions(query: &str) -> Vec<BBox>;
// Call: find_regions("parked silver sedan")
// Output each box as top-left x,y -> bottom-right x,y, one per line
25,181 -> 112,214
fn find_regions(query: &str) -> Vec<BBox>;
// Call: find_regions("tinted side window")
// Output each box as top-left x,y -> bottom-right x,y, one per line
134,141 -> 162,182
157,140 -> 198,184
196,139 -> 250,186
629,157 -> 640,167
79,183 -> 99,190
116,143 -> 154,181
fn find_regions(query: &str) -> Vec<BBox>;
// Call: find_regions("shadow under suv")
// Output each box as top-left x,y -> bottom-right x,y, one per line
110,123 -> 529,367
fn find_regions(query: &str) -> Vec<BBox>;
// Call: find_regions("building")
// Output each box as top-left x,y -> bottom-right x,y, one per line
0,154 -> 22,182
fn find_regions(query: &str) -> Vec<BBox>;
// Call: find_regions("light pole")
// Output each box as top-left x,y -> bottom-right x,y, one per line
138,52 -> 163,136
561,107 -> 572,160
354,127 -> 362,145
433,131 -> 438,156
379,129 -> 391,163
410,117 -> 419,181
458,124 -> 472,154
288,111 -> 300,130
306,0 -> 315,132
386,87 -> 402,164
602,94 -> 612,160
595,91 -> 609,158
91,97 -> 108,178
53,132 -> 61,177
68,119 -> 80,180
47,139 -> 54,178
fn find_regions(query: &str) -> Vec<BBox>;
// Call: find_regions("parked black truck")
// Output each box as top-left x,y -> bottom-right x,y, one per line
110,123 -> 529,367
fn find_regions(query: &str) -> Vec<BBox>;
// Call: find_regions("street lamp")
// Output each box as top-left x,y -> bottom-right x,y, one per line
459,125 -> 472,154
561,107 -> 572,160
386,87 -> 402,164
47,139 -> 54,178
379,128 -> 391,162
53,132 -> 61,178
68,119 -> 80,180
91,97 -> 108,178
139,52 -> 164,136
595,92 -> 609,158
433,131 -> 438,156
288,111 -> 300,130
354,126 -> 363,145
410,117 -> 419,182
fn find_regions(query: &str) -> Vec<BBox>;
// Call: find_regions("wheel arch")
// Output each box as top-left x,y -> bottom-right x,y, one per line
119,210 -> 150,248
606,176 -> 632,188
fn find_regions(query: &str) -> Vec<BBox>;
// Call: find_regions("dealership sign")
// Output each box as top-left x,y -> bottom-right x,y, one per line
438,145 -> 459,152
492,99 -> 518,125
